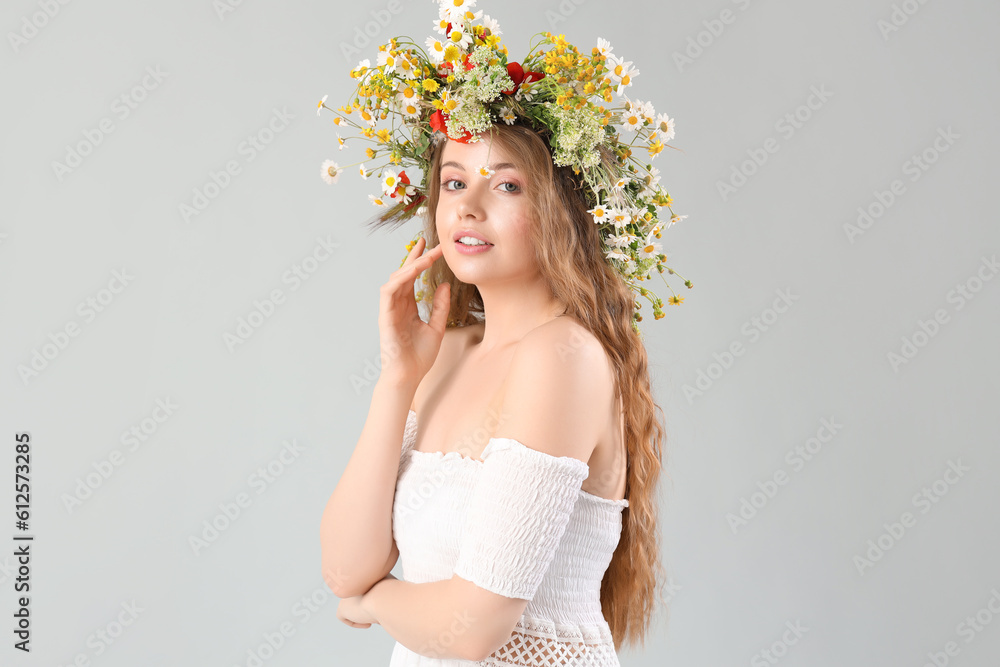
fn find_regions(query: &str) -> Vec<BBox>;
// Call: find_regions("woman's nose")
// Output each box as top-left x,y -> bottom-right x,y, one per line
457,185 -> 486,219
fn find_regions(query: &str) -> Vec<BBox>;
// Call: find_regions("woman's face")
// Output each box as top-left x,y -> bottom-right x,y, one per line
435,136 -> 539,287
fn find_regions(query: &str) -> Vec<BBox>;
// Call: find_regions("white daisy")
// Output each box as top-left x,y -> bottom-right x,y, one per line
632,99 -> 655,122
638,236 -> 662,260
398,53 -> 420,78
500,107 -> 516,125
596,38 -> 614,57
381,169 -> 402,194
376,48 -> 399,75
587,204 -> 611,223
336,133 -> 347,151
667,214 -> 688,228
368,194 -> 389,208
446,25 -> 473,49
609,207 -> 630,229
398,99 -> 421,118
607,53 -> 638,95
432,14 -> 450,36
425,37 -> 447,64
621,107 -> 643,132
352,59 -> 371,78
441,0 -> 477,16
320,160 -> 341,185
359,163 -> 369,180
645,166 -> 662,190
606,233 -> 627,248
482,14 -> 502,35
450,8 -> 484,25
612,176 -> 631,191
477,164 -> 495,178
656,113 -> 676,141
605,249 -> 630,263
399,185 -> 417,204
317,94 -> 327,117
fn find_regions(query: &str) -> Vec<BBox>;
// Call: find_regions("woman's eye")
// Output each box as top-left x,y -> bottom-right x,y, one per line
442,179 -> 464,190
498,181 -> 520,193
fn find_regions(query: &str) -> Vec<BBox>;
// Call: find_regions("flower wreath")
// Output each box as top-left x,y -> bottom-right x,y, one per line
317,0 -> 692,332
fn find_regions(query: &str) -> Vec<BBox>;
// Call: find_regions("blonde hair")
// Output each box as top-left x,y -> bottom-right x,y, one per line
370,122 -> 670,651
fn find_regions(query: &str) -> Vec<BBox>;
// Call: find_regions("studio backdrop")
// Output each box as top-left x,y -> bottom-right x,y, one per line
1,0 -> 998,665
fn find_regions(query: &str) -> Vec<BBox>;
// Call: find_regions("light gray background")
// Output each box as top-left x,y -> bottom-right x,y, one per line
2,0 -> 998,665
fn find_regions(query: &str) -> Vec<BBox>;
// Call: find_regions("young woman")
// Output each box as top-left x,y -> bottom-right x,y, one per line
320,121 -> 668,665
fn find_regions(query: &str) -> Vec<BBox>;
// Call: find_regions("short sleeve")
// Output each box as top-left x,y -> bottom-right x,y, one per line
452,437 -> 589,600
397,410 -> 419,476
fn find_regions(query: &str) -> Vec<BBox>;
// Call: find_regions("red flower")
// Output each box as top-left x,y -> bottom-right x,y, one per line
428,109 -> 473,144
403,193 -> 426,213
439,51 -> 475,73
503,62 -> 545,95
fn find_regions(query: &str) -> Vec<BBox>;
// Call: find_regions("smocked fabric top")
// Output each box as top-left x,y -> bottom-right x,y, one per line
388,409 -> 628,666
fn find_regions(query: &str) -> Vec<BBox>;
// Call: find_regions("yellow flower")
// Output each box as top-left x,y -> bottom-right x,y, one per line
376,128 -> 392,143
362,127 -> 375,138
366,147 -> 376,159
422,78 -> 440,93
668,295 -> 684,305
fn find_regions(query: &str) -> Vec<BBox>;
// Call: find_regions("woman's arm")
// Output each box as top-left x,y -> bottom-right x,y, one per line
320,376 -> 416,598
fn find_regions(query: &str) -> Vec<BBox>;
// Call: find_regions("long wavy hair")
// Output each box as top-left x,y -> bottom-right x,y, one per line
366,121 -> 670,651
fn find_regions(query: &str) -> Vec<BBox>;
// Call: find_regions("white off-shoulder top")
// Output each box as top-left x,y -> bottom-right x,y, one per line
388,409 -> 628,666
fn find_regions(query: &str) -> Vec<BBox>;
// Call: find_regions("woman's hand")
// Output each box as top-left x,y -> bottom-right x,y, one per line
378,236 -> 450,387
336,573 -> 397,629
336,595 -> 378,628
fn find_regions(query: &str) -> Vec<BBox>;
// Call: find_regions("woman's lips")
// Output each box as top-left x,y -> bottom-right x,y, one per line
454,239 -> 494,255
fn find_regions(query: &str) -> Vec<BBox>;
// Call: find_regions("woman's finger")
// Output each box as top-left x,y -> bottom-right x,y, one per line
387,242 -> 444,290
401,236 -> 426,266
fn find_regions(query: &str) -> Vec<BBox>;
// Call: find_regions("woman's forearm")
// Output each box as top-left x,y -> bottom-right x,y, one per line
320,377 -> 416,597
361,577 -> 479,661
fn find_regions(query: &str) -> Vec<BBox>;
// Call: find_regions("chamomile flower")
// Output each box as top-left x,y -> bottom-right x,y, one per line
500,107 -> 516,124
645,165 -> 662,190
588,204 -> 611,223
638,236 -> 662,260
432,12 -> 450,36
596,37 -> 614,57
395,53 -> 418,77
446,25 -> 473,50
368,194 -> 388,208
358,163 -> 369,180
612,176 -> 631,191
336,133 -> 347,150
441,0 -> 477,18
358,106 -> 378,127
320,160 -> 341,185
621,107 -> 643,131
605,249 -> 630,263
376,48 -> 399,75
607,53 -> 638,95
398,184 -> 417,204
351,59 -> 371,78
425,37 -> 447,64
482,14 -> 502,35
399,99 -> 421,118
478,164 -> 495,178
667,214 -> 688,228
656,113 -> 676,141
632,99 -> 655,122
381,169 -> 402,195
609,207 -> 630,229
317,94 -> 327,116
